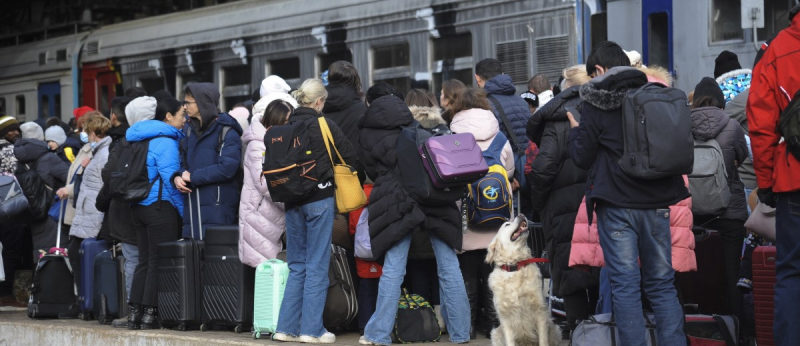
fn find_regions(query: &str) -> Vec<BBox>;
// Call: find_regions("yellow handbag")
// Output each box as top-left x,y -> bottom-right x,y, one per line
318,117 -> 367,213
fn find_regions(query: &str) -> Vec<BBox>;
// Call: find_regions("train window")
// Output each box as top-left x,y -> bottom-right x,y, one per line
373,44 -> 409,70
432,68 -> 474,95
647,13 -> 669,69
54,94 -> 61,118
100,86 -> 110,115
224,65 -> 250,86
39,52 -> 47,66
373,77 -> 411,96
758,0 -> 794,40
318,50 -> 353,74
496,41 -> 529,84
269,57 -> 301,80
433,33 -> 472,61
139,78 -> 163,95
0,98 -> 5,115
222,65 -> 252,111
40,95 -> 50,118
16,95 -> 25,115
56,49 -> 67,62
711,0 -> 744,42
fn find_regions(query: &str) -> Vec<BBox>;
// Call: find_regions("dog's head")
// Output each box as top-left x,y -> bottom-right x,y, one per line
485,215 -> 532,265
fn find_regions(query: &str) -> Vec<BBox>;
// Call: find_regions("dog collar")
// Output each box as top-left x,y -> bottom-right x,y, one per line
498,258 -> 549,272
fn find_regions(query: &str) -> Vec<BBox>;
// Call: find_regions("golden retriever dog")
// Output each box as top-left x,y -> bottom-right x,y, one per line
485,215 -> 563,346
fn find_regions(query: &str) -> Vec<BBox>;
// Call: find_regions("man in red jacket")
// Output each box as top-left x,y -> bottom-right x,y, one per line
746,5 -> 800,346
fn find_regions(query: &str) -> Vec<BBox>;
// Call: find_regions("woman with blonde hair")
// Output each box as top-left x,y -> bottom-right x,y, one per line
525,64 -> 598,332
273,79 -> 361,344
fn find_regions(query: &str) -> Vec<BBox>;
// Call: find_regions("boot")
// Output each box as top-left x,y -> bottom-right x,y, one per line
127,304 -> 142,330
112,316 -> 128,328
140,305 -> 160,329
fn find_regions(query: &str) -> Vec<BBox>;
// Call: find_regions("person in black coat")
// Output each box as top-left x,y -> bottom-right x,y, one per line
323,61 -> 367,182
358,84 -> 470,345
526,65 -> 598,331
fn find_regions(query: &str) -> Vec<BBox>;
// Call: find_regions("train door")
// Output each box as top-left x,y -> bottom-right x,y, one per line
81,60 -> 120,114
642,0 -> 673,72
37,82 -> 61,121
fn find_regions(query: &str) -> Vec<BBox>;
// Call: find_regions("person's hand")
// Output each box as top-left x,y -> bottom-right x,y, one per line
511,178 -> 520,191
174,176 -> 191,193
181,171 -> 191,183
56,187 -> 69,199
566,111 -> 579,128
757,187 -> 777,208
81,158 -> 90,168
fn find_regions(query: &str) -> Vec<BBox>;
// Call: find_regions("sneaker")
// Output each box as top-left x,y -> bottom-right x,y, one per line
298,332 -> 336,344
358,336 -> 382,345
272,333 -> 299,342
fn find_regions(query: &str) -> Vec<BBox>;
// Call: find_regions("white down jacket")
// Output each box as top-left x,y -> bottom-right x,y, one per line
70,136 -> 111,239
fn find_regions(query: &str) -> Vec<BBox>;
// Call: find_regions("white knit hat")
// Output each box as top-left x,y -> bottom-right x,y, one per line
260,75 -> 292,98
125,96 -> 157,125
20,122 -> 44,141
45,125 -> 67,146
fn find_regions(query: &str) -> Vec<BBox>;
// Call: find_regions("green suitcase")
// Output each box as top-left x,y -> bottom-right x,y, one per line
252,258 -> 289,339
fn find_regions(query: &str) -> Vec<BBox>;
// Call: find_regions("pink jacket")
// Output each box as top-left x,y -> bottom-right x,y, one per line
568,176 -> 696,272
238,118 -> 286,267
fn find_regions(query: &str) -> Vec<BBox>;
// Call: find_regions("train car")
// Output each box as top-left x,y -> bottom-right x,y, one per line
1,0 -> 678,122
606,0 -> 795,91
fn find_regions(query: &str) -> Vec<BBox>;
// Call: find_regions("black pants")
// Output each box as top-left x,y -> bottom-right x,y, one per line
0,222 -> 32,296
67,234 -> 84,293
404,258 -> 440,305
130,201 -> 180,307
702,217 -> 746,315
458,249 -> 497,336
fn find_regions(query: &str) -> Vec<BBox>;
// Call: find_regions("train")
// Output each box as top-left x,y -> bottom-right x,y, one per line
0,0 -> 792,124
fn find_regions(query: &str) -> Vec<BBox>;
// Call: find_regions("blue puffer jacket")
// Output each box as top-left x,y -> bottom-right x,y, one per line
179,113 -> 243,238
484,74 -> 531,153
126,120 -> 185,216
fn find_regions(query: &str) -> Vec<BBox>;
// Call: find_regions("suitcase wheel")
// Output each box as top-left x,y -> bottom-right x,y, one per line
177,323 -> 187,331
199,323 -> 207,332
253,331 -> 260,339
234,324 -> 243,333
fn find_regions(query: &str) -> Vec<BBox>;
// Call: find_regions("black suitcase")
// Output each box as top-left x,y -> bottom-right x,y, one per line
323,244 -> 358,331
93,245 -> 126,324
157,190 -> 203,330
27,199 -> 79,319
676,228 -> 727,314
199,225 -> 254,333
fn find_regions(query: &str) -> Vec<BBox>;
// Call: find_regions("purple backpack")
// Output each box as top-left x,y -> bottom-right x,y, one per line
420,133 -> 488,188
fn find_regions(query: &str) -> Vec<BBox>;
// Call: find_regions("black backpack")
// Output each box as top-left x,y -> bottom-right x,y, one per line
15,163 -> 52,220
779,89 -> 800,161
619,83 -> 694,179
395,123 -> 464,206
106,138 -> 160,202
262,118 -> 320,203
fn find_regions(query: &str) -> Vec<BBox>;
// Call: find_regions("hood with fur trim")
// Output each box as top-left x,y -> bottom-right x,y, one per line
579,66 -> 648,111
408,105 -> 445,129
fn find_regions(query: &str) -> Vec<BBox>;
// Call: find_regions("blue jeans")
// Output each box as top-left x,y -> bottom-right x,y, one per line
774,191 -> 800,346
363,233 -> 470,344
277,197 -> 334,338
596,266 -> 613,314
121,242 -> 139,302
596,205 -> 686,346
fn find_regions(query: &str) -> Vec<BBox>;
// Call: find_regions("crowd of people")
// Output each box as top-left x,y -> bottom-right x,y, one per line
0,7 -> 798,345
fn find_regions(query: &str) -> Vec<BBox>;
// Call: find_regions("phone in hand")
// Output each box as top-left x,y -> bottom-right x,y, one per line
564,105 -> 580,120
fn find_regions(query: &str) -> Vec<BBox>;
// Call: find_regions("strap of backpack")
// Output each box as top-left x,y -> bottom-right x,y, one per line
488,95 -> 524,154
217,126 -> 231,155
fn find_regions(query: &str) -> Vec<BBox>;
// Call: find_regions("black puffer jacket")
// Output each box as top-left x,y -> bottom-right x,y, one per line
690,106 -> 749,221
96,127 -> 136,244
527,86 -> 597,297
359,95 -> 461,258
324,83 -> 367,182
13,138 -> 68,189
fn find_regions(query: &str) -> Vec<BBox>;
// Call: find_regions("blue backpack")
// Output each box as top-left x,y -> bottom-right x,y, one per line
467,132 -> 512,226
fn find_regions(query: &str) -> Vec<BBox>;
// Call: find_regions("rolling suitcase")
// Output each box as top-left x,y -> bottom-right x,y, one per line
252,259 -> 289,339
676,229 -> 727,314
27,199 -> 79,319
78,237 -> 109,320
93,245 -> 125,324
157,190 -> 203,330
752,246 -> 776,346
323,244 -> 358,331
200,225 -> 254,333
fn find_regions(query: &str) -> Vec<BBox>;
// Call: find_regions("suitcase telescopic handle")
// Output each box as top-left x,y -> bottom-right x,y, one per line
56,198 -> 65,249
187,188 -> 204,240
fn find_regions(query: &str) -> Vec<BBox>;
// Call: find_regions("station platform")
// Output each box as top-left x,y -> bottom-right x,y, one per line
0,308 -> 492,346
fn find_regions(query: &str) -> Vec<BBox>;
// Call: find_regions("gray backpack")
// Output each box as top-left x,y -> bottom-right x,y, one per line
619,83 -> 694,179
689,138 -> 730,216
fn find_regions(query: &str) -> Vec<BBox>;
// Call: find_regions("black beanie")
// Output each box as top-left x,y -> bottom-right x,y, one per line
366,82 -> 403,104
714,50 -> 742,78
694,77 -> 725,109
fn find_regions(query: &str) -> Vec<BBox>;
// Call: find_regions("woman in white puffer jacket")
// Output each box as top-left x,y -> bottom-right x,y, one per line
237,86 -> 297,267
